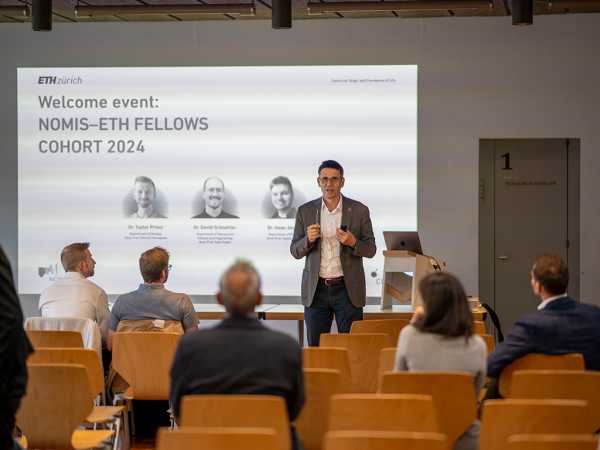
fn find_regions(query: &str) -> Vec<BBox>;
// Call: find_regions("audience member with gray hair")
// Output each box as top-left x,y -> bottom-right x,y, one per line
170,259 -> 304,449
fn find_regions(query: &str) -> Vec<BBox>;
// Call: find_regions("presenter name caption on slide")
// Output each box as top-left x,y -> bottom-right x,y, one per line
35,95 -> 209,154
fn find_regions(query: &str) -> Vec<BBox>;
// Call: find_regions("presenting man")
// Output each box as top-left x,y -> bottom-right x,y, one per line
487,254 -> 600,377
192,177 -> 239,219
130,176 -> 166,219
290,160 -> 376,346
270,176 -> 296,219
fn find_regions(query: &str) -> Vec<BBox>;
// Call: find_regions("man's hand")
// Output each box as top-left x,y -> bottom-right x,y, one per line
336,228 -> 357,248
307,224 -> 321,243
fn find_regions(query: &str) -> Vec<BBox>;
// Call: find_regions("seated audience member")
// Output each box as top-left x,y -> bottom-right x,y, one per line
107,247 -> 198,349
39,242 -> 109,338
487,254 -> 600,378
395,271 -> 486,450
0,246 -> 33,450
169,260 -> 304,447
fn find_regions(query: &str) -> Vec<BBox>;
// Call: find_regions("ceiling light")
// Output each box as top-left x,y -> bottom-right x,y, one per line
74,4 -> 255,17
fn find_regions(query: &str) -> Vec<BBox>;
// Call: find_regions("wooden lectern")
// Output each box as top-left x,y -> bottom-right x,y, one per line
380,250 -> 439,309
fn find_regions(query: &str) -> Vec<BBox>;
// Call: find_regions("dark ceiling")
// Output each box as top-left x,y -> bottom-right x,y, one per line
0,0 -> 599,23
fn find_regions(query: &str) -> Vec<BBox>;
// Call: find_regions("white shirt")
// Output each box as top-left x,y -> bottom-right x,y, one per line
537,293 -> 568,310
39,272 -> 109,324
319,197 -> 344,278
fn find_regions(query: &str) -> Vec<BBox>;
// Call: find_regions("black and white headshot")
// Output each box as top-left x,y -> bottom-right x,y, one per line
125,176 -> 167,219
192,177 -> 239,219
268,176 -> 297,219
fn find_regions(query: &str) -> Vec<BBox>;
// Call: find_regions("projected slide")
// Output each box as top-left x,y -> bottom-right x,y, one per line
18,65 -> 417,296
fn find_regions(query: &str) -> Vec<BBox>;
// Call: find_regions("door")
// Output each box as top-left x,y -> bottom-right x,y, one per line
480,139 -> 578,333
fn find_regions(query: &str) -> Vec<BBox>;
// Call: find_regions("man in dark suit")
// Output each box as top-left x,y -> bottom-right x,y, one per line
169,259 -> 304,425
0,246 -> 33,450
290,160 -> 376,346
488,254 -> 600,378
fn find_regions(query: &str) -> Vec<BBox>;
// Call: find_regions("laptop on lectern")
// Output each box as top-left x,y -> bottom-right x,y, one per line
383,231 -> 423,254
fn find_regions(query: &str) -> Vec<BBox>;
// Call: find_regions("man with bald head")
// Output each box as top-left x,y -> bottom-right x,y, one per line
169,260 -> 304,434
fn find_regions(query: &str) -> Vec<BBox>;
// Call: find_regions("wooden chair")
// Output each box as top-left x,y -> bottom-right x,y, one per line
506,434 -> 599,450
28,348 -> 105,400
498,353 -> 585,397
509,370 -> 600,430
379,372 -> 477,449
320,333 -> 388,392
328,394 -> 439,434
28,348 -> 126,447
377,348 -> 397,389
26,329 -> 83,348
180,395 -> 290,450
111,332 -> 180,400
473,321 -> 487,335
156,427 -> 280,450
481,334 -> 495,353
303,347 -> 352,392
324,431 -> 447,450
480,399 -> 594,450
17,364 -> 113,449
350,319 -> 409,347
295,369 -> 341,450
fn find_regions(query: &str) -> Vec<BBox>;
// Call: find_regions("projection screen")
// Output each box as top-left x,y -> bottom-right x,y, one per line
18,65 -> 417,296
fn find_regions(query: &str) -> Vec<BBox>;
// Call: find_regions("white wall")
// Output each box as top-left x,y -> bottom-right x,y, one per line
1,14 -> 599,315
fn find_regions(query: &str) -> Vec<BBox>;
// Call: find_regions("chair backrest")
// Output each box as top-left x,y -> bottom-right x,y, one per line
112,332 -> 180,400
509,370 -> 600,429
378,348 -> 397,389
328,394 -> 439,433
303,347 -> 352,392
24,316 -> 102,356
156,427 -> 280,450
481,334 -> 495,354
26,329 -> 84,348
17,364 -> 94,449
116,319 -> 184,334
180,395 -> 291,450
295,369 -> 341,450
506,434 -> 599,450
379,372 -> 477,447
498,353 -> 585,397
350,320 -> 409,347
324,431 -> 447,450
480,399 -> 592,450
473,320 -> 487,335
27,347 -> 104,398
320,333 -> 389,392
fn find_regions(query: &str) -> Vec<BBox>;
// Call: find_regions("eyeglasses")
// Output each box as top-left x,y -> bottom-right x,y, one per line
318,176 -> 342,185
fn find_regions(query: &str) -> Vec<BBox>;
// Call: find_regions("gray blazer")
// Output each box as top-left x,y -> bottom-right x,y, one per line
290,196 -> 376,308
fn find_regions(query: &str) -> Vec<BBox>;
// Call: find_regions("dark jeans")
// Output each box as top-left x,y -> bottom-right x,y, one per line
305,279 -> 363,347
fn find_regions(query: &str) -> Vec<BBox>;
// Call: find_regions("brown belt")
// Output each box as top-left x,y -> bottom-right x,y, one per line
320,276 -> 344,286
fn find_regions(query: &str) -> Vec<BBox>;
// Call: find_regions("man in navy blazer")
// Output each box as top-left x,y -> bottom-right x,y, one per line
290,160 -> 376,346
487,254 -> 600,378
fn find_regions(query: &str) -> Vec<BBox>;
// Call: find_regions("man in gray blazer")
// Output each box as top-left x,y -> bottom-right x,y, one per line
290,160 -> 376,346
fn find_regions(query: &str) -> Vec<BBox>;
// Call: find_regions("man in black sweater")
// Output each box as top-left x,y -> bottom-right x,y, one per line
169,259 -> 304,431
0,247 -> 33,450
